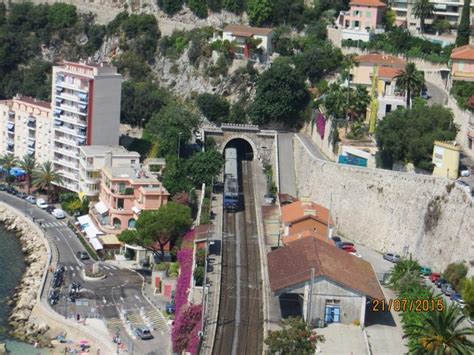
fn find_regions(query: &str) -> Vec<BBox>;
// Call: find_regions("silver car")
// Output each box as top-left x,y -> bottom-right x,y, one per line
383,253 -> 401,263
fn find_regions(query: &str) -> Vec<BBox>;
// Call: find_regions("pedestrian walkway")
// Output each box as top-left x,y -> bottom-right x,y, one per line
146,308 -> 168,332
42,221 -> 68,228
125,311 -> 143,327
277,133 -> 298,196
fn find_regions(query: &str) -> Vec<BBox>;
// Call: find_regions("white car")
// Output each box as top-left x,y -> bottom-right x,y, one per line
36,198 -> 48,209
52,208 -> 65,219
350,252 -> 362,258
460,167 -> 471,177
25,195 -> 36,204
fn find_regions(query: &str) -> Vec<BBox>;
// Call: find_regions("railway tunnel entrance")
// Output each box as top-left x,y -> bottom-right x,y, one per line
223,138 -> 254,161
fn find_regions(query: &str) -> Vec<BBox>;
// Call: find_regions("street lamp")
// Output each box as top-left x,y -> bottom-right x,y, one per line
63,295 -> 68,319
177,132 -> 183,159
115,328 -> 120,354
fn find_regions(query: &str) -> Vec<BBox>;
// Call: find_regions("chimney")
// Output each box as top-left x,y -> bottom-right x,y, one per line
104,151 -> 112,167
301,196 -> 312,206
303,209 -> 316,216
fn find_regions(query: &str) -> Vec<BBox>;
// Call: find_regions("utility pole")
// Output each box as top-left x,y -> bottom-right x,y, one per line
327,193 -> 333,239
306,267 -> 315,326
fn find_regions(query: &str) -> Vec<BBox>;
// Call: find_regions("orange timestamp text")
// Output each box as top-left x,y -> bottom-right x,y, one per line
372,298 -> 445,312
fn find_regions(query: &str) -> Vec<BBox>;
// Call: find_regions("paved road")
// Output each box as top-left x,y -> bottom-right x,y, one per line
426,81 -> 448,106
277,133 -> 298,197
1,192 -> 169,355
295,133 -> 328,161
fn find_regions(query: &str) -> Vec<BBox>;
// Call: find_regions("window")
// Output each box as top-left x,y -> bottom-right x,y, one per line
385,104 -> 392,114
324,300 -> 341,323
117,198 -> 124,209
366,11 -> 371,17
118,182 -> 125,193
113,218 -> 121,229
131,160 -> 136,165
128,218 -> 136,228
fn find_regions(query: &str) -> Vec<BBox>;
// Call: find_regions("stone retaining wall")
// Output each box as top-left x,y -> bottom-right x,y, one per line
293,137 -> 474,274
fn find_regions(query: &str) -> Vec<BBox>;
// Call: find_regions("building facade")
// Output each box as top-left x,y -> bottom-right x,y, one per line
79,145 -> 140,200
0,95 -> 53,164
95,165 -> 169,233
336,0 -> 386,42
219,24 -> 274,60
450,44 -> 474,82
52,61 -> 122,192
432,140 -> 461,179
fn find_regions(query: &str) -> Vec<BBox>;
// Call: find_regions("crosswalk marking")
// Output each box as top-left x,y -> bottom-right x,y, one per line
69,266 -> 74,271
146,309 -> 168,331
76,266 -> 81,271
102,265 -> 110,270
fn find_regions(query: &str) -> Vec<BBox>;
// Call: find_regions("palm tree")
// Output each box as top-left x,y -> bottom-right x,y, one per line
413,0 -> 435,34
403,302 -> 474,354
394,62 -> 424,108
389,255 -> 420,290
19,154 -> 37,195
33,161 -> 62,203
0,153 -> 19,186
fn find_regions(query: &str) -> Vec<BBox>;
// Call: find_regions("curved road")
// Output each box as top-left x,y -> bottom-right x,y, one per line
1,192 -> 170,355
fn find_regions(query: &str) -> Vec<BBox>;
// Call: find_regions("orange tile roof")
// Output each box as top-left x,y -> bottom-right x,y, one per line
282,229 -> 333,246
281,200 -> 333,226
350,0 -> 386,7
267,237 -> 385,300
356,53 -> 406,67
450,44 -> 474,61
378,66 -> 402,79
15,95 -> 51,109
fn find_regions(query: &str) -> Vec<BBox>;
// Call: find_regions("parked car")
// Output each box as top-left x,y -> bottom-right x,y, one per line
420,266 -> 432,276
441,283 -> 454,296
341,245 -> 356,253
134,326 -> 153,340
429,272 -> 441,283
25,195 -> 36,204
76,251 -> 90,260
350,252 -> 362,258
52,208 -> 65,219
45,205 -> 56,214
383,253 -> 401,263
36,198 -> 48,209
17,192 -> 27,199
5,186 -> 18,195
330,236 -> 342,244
0,184 -> 6,191
460,165 -> 471,177
435,279 -> 447,288
340,242 -> 354,247
165,303 -> 175,314
450,292 -> 462,302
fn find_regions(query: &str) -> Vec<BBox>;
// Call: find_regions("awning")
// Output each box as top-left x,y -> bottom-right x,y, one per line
84,224 -> 103,240
77,214 -> 92,227
7,122 -> 14,130
54,119 -> 63,126
54,108 -> 62,114
131,206 -> 141,215
89,237 -> 103,251
100,234 -> 121,246
94,201 -> 109,215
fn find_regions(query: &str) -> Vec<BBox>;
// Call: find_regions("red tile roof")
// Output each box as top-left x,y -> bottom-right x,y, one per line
450,44 -> 474,61
282,229 -> 333,246
223,24 -> 273,37
15,95 -> 51,109
356,53 -> 406,67
281,200 -> 333,226
350,0 -> 386,6
378,66 -> 402,79
278,193 -> 297,205
267,237 -> 385,300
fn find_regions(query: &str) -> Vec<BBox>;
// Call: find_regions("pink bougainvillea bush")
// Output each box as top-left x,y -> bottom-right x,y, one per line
172,304 -> 202,353
174,247 -> 193,316
186,318 -> 202,354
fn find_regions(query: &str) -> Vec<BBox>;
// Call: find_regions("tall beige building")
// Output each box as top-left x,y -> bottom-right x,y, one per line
52,61 -> 122,192
0,95 -> 53,164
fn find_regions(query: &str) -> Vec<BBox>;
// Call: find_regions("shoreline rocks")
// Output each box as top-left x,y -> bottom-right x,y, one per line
0,206 -> 51,347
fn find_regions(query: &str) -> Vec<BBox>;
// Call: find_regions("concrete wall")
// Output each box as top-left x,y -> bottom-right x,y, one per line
293,136 -> 474,275
302,119 -> 338,161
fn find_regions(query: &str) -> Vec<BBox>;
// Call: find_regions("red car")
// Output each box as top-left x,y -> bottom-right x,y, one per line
342,245 -> 356,253
429,272 -> 441,283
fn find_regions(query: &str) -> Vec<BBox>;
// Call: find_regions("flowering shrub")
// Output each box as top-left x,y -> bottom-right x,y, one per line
175,248 -> 193,316
172,304 -> 202,353
186,317 -> 202,354
316,111 -> 326,139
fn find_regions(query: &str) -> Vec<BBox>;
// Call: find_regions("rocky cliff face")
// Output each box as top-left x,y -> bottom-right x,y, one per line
0,206 -> 50,347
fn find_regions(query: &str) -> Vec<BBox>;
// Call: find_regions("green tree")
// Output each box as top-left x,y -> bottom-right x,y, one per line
33,161 -> 62,202
376,104 -> 457,170
207,0 -> 222,12
461,277 -> 474,318
120,80 -> 170,127
247,0 -> 273,26
350,85 -> 370,120
443,262 -> 468,291
293,42 -> 343,85
250,60 -> 309,126
114,51 -> 151,81
193,266 -> 205,286
196,93 -> 230,123
162,155 -> 193,195
158,0 -> 184,16
47,3 -> 78,31
0,153 -> 18,186
403,303 -> 474,354
412,0 -> 434,34
18,154 -> 37,195
456,0 -> 471,46
0,3 -> 6,26
223,0 -> 245,13
185,149 -> 224,187
146,102 -> 200,158
189,0 -> 208,18
432,19 -> 451,35
264,317 -> 324,354
119,202 -> 192,260
389,256 -> 421,290
450,81 -> 474,111
394,62 -> 424,107
229,102 -> 247,123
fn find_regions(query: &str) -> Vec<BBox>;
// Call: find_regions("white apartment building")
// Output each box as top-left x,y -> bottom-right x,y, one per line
392,0 -> 473,30
52,61 -> 122,192
78,145 -> 140,200
0,95 -> 53,164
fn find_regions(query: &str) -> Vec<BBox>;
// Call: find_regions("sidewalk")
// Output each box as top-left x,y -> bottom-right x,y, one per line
200,193 -> 223,355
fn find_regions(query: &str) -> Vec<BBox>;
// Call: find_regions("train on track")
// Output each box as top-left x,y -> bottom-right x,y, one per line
224,147 -> 239,211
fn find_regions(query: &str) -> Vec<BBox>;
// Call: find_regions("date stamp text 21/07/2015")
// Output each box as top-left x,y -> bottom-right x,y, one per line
372,299 -> 445,313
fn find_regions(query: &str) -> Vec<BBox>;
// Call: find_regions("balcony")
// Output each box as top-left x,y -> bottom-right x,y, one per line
55,167 -> 79,182
55,80 -> 88,93
54,135 -> 77,147
54,157 -> 79,170
56,147 -> 78,158
8,110 -> 14,118
56,91 -> 88,104
59,102 -> 87,116
55,124 -> 86,138
6,144 -> 14,152
56,114 -> 87,127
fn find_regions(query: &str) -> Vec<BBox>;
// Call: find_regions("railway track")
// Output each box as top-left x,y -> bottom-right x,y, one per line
213,160 -> 263,355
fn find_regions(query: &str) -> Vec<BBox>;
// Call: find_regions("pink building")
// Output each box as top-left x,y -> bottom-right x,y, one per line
450,44 -> 474,82
336,0 -> 386,42
95,164 -> 169,233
